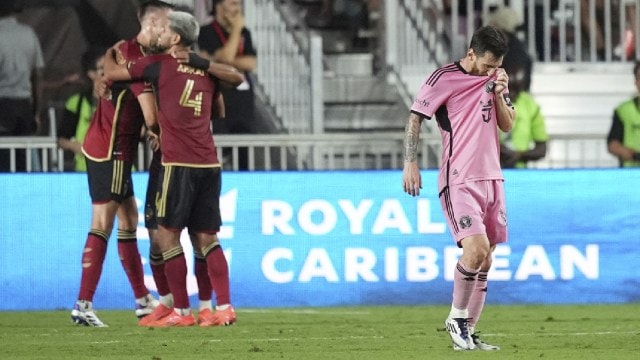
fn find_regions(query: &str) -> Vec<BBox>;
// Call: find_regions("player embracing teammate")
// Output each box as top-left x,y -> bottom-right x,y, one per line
73,1 -> 242,328
103,9 -> 243,327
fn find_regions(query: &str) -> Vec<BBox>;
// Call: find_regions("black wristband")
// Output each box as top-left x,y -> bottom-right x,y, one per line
187,53 -> 210,71
633,152 -> 640,161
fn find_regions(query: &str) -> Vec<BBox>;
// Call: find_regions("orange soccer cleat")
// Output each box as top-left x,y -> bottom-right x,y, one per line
138,303 -> 174,327
199,305 -> 236,327
197,308 -> 215,327
147,310 -> 196,327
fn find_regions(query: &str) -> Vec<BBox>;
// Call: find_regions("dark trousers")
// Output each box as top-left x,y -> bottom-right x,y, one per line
212,89 -> 257,171
0,98 -> 36,172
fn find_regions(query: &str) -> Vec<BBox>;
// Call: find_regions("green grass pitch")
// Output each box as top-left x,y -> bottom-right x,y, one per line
1,304 -> 639,359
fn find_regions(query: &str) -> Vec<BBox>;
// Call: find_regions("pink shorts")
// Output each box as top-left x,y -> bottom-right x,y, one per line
439,179 -> 508,247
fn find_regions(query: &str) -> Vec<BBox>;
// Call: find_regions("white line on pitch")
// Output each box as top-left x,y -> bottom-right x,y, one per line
208,335 -> 386,343
240,309 -> 371,316
482,331 -> 639,337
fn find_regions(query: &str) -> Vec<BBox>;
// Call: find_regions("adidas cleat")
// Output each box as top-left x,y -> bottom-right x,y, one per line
135,294 -> 159,319
444,317 -> 473,350
71,301 -> 108,327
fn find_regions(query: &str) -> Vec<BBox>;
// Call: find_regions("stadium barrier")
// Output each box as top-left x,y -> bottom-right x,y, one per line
0,131 -> 619,173
0,168 -> 638,310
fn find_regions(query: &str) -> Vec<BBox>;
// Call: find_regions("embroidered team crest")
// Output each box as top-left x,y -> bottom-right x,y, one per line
459,215 -> 472,229
484,80 -> 495,93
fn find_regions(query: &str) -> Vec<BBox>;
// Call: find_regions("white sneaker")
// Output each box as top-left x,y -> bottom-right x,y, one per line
470,333 -> 500,350
71,300 -> 108,327
135,294 -> 159,319
444,317 -> 474,350
453,332 -> 501,351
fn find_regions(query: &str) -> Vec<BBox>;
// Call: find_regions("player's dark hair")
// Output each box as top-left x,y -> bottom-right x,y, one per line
138,0 -> 175,21
634,60 -> 640,80
211,0 -> 225,16
81,46 -> 107,74
469,25 -> 509,59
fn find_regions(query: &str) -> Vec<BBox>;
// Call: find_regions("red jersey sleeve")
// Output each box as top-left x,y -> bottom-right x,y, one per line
128,54 -> 164,83
130,81 -> 152,97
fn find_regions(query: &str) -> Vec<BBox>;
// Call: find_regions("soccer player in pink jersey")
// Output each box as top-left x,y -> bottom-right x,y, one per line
402,25 -> 514,351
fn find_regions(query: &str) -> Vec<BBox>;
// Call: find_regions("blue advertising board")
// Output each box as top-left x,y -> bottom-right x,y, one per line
0,169 -> 639,310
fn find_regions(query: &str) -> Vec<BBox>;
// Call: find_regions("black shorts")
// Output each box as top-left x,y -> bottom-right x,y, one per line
144,151 -> 162,229
156,165 -> 222,233
86,157 -> 134,203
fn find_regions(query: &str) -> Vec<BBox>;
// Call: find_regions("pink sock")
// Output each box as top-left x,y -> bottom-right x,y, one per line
468,270 -> 488,328
452,261 -> 479,312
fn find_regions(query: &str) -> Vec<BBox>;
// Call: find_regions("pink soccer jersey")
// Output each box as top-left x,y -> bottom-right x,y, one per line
410,61 -> 511,191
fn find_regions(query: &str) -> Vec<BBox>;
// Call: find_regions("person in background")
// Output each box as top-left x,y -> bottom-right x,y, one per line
498,86 -> 548,168
486,6 -> 532,92
487,6 -> 549,168
197,0 -> 257,170
607,60 -> 640,167
57,47 -> 106,172
402,26 -> 514,351
487,6 -> 548,168
580,0 -> 637,61
0,0 -> 44,172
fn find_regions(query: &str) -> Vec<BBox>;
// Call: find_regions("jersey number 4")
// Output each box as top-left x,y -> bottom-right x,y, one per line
179,79 -> 203,116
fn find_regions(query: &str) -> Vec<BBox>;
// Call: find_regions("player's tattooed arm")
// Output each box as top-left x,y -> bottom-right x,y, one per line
404,112 -> 424,162
402,112 -> 424,196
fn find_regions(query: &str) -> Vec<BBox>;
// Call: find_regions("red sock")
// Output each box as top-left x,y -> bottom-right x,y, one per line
117,230 -> 148,298
77,231 -> 109,301
205,246 -> 231,305
194,255 -> 212,301
163,248 -> 190,309
150,252 -> 171,296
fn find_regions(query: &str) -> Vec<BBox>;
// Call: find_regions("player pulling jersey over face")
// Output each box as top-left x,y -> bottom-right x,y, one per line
402,26 -> 514,352
410,61 -> 512,191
